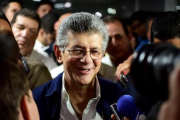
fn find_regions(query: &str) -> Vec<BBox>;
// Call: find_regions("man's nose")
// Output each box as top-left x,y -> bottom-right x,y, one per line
21,29 -> 28,37
111,38 -> 118,46
80,51 -> 93,63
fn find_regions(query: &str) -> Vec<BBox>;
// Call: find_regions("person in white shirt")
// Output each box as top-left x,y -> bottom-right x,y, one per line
35,0 -> 53,18
34,12 -> 58,57
11,8 -> 57,70
0,0 -> 22,22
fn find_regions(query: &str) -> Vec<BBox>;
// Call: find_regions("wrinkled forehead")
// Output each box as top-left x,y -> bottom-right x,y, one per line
8,2 -> 22,9
0,19 -> 12,31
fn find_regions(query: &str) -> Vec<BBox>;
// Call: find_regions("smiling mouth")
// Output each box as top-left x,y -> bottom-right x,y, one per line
78,68 -> 91,74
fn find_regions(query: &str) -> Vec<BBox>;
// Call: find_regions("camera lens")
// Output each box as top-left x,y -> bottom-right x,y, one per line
130,43 -> 180,100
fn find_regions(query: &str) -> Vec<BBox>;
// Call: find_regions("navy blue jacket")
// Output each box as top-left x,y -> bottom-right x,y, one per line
33,73 -> 125,120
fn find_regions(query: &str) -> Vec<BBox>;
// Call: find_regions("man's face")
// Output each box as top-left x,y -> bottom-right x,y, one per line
131,20 -> 147,39
36,4 -> 52,18
12,15 -> 39,56
5,2 -> 21,22
106,20 -> 132,59
61,32 -> 102,85
43,32 -> 55,46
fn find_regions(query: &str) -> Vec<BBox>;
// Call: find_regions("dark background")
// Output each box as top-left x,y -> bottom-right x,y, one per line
17,0 -> 178,18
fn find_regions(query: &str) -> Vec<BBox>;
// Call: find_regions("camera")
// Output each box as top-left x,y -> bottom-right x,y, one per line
130,43 -> 180,101
117,72 -> 128,88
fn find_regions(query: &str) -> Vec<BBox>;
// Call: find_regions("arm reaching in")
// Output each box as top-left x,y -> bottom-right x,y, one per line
115,54 -> 133,79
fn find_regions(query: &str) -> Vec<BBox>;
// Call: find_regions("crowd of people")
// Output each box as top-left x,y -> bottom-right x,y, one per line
0,0 -> 180,120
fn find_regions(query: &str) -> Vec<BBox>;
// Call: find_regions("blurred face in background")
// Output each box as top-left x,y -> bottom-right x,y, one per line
5,2 -> 22,22
42,31 -> 55,46
105,20 -> 132,59
36,4 -> 52,18
12,15 -> 39,56
131,20 -> 147,39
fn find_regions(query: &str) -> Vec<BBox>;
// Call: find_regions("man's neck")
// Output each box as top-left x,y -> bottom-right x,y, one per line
65,78 -> 96,119
37,37 -> 47,46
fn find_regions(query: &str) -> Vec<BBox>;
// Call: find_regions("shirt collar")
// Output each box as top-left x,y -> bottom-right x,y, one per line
45,73 -> 63,97
36,40 -> 50,50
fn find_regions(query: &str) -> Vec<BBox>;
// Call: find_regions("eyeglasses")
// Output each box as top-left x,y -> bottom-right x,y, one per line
66,48 -> 104,60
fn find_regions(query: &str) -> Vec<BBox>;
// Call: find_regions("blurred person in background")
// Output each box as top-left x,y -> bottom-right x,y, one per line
11,8 -> 57,70
129,11 -> 150,51
102,15 -> 133,68
126,11 -> 180,120
35,0 -> 54,18
0,0 -> 22,22
0,10 -> 52,90
34,11 -> 58,65
115,11 -> 157,79
0,59 -> 39,120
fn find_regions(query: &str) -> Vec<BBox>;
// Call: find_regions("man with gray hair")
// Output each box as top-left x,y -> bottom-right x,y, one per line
33,12 -> 125,120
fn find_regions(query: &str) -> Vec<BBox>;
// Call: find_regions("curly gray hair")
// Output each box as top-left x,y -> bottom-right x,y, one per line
56,12 -> 109,52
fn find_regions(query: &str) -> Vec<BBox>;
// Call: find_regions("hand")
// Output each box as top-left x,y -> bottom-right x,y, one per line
158,64 -> 180,120
115,55 -> 133,79
111,114 -> 131,120
111,114 -> 115,120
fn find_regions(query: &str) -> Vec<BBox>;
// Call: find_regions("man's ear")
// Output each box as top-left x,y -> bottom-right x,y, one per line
38,29 -> 45,37
127,33 -> 134,42
54,44 -> 63,64
54,21 -> 59,31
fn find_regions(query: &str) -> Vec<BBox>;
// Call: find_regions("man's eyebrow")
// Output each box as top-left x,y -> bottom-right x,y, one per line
71,45 -> 101,50
16,24 -> 38,31
30,28 -> 38,31
71,45 -> 84,48
16,24 -> 24,26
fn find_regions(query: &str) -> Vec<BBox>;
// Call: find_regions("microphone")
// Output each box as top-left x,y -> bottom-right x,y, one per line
111,95 -> 147,120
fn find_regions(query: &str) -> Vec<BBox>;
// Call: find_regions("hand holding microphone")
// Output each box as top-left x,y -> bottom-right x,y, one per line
111,95 -> 147,120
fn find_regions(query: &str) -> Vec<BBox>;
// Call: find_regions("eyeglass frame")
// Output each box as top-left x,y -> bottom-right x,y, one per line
63,47 -> 105,60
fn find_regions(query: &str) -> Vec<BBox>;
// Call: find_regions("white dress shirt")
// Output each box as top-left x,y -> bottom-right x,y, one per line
60,73 -> 103,120
33,40 -> 49,57
50,64 -> 64,78
101,54 -> 114,67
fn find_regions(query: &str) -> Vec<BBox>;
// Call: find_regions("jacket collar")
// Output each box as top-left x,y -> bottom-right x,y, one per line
45,72 -> 63,97
44,73 -> 112,120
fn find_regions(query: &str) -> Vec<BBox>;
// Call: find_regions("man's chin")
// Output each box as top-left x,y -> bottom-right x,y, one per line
110,54 -> 124,59
20,50 -> 29,56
